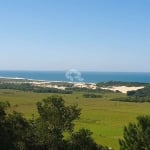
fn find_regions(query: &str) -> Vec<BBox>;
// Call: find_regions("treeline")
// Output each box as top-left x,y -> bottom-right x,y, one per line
112,86 -> 150,102
66,87 -> 113,94
97,81 -> 148,87
0,83 -> 72,94
0,96 -> 108,150
83,93 -> 102,98
49,82 -> 74,87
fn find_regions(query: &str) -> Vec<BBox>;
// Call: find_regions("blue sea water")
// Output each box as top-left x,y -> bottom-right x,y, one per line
0,71 -> 150,83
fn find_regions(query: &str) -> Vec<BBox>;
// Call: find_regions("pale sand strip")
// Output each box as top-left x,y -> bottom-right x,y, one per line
29,82 -> 144,93
101,86 -> 144,94
1,78 -> 144,92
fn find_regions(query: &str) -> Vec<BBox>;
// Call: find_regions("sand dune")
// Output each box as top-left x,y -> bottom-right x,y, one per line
101,86 -> 144,93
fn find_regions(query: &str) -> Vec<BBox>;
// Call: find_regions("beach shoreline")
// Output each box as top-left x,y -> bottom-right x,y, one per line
0,77 -> 145,93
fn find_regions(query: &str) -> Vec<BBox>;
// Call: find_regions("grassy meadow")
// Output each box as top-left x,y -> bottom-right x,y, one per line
0,89 -> 150,149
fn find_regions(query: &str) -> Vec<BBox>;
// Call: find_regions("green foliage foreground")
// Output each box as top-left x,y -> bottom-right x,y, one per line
0,96 -> 108,150
119,116 -> 150,150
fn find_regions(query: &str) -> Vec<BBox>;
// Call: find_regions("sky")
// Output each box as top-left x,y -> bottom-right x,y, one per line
0,0 -> 150,72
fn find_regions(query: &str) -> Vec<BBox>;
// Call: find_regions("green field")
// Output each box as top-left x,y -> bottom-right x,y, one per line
0,89 -> 150,150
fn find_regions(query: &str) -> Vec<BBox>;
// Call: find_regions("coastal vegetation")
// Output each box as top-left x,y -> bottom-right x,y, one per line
96,81 -> 148,87
112,86 -> 150,102
0,80 -> 150,149
83,93 -> 102,98
66,87 -> 112,94
0,83 -> 72,94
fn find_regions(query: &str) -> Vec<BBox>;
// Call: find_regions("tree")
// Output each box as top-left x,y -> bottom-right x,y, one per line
119,116 -> 150,150
68,129 -> 108,150
26,95 -> 81,150
26,95 -> 108,150
0,102 -> 29,150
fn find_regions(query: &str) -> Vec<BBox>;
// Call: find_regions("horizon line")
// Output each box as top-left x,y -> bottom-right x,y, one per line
0,69 -> 150,73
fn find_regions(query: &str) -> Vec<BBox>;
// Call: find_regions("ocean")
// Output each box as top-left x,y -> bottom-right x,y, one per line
0,71 -> 150,83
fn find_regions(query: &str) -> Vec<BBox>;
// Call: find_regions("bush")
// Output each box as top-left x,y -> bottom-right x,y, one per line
83,93 -> 102,98
119,116 -> 150,150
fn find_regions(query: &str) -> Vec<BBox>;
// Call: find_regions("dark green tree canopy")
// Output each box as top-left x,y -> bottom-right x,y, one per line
36,95 -> 81,132
119,116 -> 150,150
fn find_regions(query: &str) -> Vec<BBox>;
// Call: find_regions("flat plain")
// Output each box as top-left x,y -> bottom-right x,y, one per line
0,89 -> 150,150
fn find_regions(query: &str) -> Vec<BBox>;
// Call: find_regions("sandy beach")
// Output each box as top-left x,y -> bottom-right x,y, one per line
30,81 -> 144,93
0,77 -> 145,93
101,86 -> 144,93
